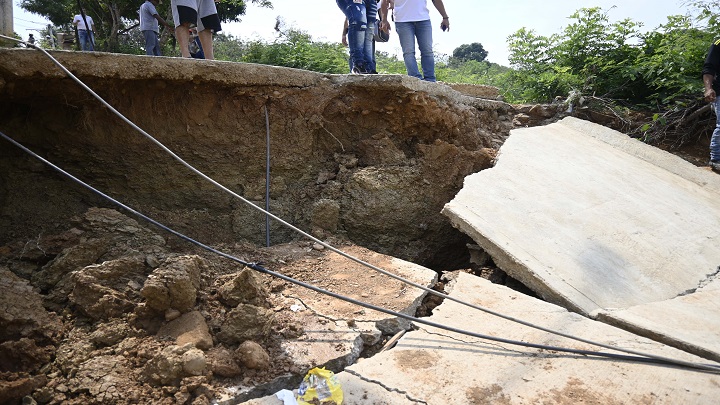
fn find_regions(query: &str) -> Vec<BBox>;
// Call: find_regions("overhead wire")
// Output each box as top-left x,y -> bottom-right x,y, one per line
1,128 -> 719,374
2,34 -> 719,373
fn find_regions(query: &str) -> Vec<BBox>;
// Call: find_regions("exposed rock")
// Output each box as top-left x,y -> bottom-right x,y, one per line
448,83 -> 501,100
54,335 -> 96,375
68,261 -> 140,320
217,269 -> 270,308
141,255 -> 206,314
310,199 -> 341,233
0,373 -> 47,405
0,268 -> 62,344
30,238 -> 108,292
0,338 -> 54,373
71,355 -> 135,404
235,341 -> 270,370
216,304 -> 275,345
89,320 -> 133,347
0,50 -> 511,267
157,311 -> 213,350
142,344 -> 206,387
206,346 -> 242,378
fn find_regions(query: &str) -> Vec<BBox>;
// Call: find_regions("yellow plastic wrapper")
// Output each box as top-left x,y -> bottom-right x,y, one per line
297,367 -> 343,405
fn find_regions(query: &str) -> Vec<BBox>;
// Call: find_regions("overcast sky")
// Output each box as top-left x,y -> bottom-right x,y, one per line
13,0 -> 689,66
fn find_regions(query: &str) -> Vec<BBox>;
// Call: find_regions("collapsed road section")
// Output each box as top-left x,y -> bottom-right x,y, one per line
443,116 -> 720,362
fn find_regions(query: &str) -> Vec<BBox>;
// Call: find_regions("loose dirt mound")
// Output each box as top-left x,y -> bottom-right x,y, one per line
0,207 -> 440,404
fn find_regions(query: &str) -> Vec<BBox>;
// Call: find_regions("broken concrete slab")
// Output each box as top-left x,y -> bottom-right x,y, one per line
442,116 -> 720,361
443,116 -> 720,316
596,276 -> 720,363
241,273 -> 720,404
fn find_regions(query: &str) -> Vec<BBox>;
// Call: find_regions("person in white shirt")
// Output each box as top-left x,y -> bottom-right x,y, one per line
379,0 -> 449,82
139,0 -> 174,56
72,13 -> 95,51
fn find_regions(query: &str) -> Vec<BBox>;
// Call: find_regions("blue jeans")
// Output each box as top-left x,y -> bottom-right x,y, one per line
395,20 -> 435,81
713,97 -> 720,162
143,31 -> 161,56
78,29 -> 94,51
363,0 -> 377,73
336,0 -> 367,71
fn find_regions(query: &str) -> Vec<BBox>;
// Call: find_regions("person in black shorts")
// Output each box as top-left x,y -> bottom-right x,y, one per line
171,0 -> 222,59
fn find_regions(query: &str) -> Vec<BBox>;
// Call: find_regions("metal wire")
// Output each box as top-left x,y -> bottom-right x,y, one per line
2,129 -> 719,373
2,35 -> 719,373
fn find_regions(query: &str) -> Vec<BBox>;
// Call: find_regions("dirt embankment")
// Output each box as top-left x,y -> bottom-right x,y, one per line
0,48 -> 562,269
0,48 -> 567,404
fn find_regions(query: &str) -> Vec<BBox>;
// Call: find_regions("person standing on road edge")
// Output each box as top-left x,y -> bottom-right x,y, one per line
140,0 -> 174,56
341,0 -> 380,74
379,0 -> 449,82
72,13 -> 95,51
337,0 -> 369,74
703,38 -> 720,172
170,0 -> 221,60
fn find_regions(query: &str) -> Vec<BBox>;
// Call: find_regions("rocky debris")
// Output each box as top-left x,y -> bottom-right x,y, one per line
69,257 -> 147,320
157,310 -> 213,350
217,304 -> 276,345
0,373 -> 47,404
0,338 -> 54,373
0,202 -> 444,404
512,103 -> 568,127
140,255 -> 206,314
236,341 -> 271,370
141,344 -> 207,387
71,355 -> 135,403
217,269 -> 270,308
207,346 -> 243,378
0,268 -> 62,345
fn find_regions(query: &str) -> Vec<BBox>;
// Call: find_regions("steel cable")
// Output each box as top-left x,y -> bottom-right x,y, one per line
2,35 -> 719,372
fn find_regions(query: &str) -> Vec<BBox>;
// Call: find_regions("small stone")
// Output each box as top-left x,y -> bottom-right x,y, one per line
165,308 -> 181,322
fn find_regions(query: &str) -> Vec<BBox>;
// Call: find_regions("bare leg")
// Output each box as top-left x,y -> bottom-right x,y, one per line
198,29 -> 214,60
175,23 -> 191,58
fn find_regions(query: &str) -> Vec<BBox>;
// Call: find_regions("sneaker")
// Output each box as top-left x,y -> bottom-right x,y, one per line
351,65 -> 369,74
710,160 -> 720,172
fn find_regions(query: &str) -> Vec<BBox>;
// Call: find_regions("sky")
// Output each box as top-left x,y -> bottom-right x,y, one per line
12,0 -> 690,66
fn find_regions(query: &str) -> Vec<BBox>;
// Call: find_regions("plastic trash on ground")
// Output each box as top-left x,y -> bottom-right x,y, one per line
297,367 -> 343,405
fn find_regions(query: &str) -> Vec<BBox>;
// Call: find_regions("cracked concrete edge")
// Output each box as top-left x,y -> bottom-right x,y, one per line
550,117 -> 720,194
0,48 -> 511,113
593,276 -> 720,363
439,205 -> 596,316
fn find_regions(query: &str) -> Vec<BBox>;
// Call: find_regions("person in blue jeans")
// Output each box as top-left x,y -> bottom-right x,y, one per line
341,0 -> 379,73
139,0 -> 173,56
702,38 -> 720,172
337,0 -> 369,73
379,0 -> 449,82
72,13 -> 95,51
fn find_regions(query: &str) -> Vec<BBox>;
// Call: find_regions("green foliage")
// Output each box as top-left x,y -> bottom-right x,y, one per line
636,15 -> 713,105
501,6 -> 716,107
237,28 -> 348,73
450,43 -> 488,65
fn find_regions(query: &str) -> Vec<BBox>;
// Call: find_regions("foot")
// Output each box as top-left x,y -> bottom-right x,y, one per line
710,160 -> 720,172
351,65 -> 369,74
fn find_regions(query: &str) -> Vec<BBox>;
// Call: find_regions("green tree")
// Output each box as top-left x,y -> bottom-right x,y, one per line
450,43 -> 488,65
